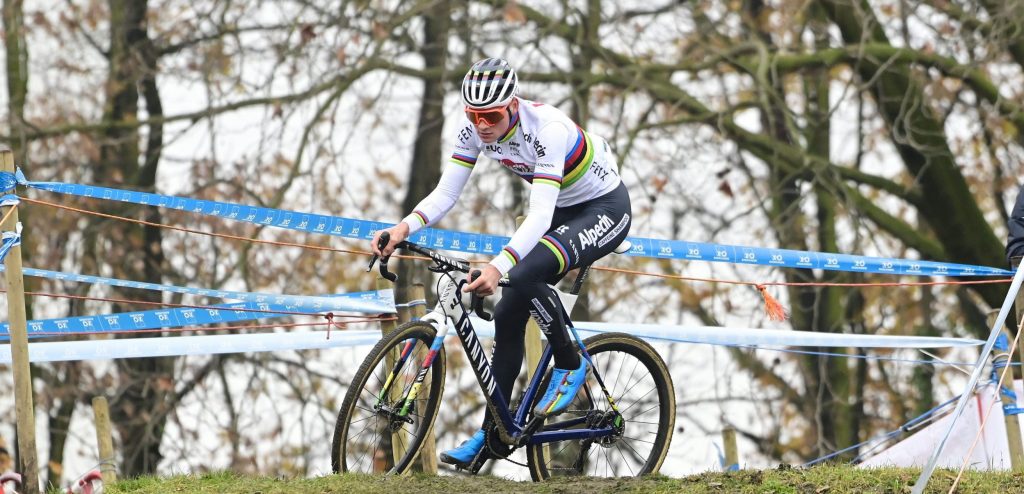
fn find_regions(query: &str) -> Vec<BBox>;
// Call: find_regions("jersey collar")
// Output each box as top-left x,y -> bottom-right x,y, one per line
498,110 -> 520,144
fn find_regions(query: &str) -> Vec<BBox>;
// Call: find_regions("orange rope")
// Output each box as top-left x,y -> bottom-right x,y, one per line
0,202 -> 18,230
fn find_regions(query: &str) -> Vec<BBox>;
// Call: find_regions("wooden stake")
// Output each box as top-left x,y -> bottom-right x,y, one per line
722,425 -> 739,471
989,306 -> 1024,470
517,217 -> 544,382
1,147 -> 39,494
376,276 -> 406,470
91,397 -> 117,484
409,284 -> 438,474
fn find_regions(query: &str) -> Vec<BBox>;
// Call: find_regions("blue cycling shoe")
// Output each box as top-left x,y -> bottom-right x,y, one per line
439,428 -> 485,467
533,358 -> 589,417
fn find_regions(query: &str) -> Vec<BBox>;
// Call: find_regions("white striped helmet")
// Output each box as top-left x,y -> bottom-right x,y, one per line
461,58 -> 519,110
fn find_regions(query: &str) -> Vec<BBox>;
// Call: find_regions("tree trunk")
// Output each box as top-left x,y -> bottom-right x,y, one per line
398,1 -> 451,298
567,0 -> 600,323
100,0 -> 173,477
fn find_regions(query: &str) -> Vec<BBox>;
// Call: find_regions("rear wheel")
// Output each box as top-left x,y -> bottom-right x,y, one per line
331,321 -> 445,474
525,332 -> 675,480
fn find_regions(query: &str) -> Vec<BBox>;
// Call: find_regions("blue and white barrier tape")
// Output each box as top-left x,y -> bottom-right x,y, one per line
0,265 -> 395,314
0,194 -> 19,207
6,170 -> 1010,277
0,292 -> 983,350
0,297 -> 361,339
482,320 -> 985,349
0,231 -> 20,263
0,330 -> 386,363
0,319 -> 983,364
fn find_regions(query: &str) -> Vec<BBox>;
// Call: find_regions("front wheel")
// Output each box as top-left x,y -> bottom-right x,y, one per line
331,321 -> 446,474
525,332 -> 675,480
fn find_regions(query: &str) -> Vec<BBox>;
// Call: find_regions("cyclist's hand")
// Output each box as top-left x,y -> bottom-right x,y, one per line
371,223 -> 409,257
464,265 -> 501,296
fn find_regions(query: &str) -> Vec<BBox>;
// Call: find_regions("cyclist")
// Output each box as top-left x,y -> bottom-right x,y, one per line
1010,182 -> 1024,267
370,57 -> 631,468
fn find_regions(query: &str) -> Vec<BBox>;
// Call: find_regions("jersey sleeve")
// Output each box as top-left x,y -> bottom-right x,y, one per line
401,123 -> 481,235
490,121 -> 572,275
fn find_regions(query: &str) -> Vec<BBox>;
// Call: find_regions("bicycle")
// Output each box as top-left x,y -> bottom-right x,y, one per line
331,232 -> 675,480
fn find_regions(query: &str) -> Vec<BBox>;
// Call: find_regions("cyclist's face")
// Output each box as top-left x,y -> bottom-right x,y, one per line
466,99 -> 518,143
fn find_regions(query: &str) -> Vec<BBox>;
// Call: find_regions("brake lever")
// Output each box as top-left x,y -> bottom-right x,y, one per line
469,270 -> 493,321
368,231 -> 398,283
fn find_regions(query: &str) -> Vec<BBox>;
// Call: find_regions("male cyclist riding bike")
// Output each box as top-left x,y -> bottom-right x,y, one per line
371,57 -> 631,468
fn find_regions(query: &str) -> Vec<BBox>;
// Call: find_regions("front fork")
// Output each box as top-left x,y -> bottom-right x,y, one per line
376,312 -> 448,421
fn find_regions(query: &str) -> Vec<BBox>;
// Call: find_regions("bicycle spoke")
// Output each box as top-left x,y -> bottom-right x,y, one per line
621,399 -> 660,418
618,436 -> 648,465
618,388 -> 656,415
615,442 -> 637,476
620,435 -> 656,445
615,369 -> 648,404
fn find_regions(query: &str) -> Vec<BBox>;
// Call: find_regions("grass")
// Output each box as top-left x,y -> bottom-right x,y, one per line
105,466 -> 1024,494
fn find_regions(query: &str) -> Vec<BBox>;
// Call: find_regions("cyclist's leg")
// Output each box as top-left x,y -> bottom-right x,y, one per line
480,204 -> 590,428
528,185 -> 632,417
481,183 -> 632,421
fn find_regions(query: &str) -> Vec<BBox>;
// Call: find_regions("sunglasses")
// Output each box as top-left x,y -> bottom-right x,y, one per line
465,104 -> 510,126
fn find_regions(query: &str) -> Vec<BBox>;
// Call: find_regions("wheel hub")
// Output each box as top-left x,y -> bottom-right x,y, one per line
374,403 -> 414,431
586,410 -> 625,447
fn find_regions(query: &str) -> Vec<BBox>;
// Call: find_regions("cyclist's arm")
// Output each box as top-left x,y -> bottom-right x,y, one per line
490,121 -> 571,275
401,126 -> 481,235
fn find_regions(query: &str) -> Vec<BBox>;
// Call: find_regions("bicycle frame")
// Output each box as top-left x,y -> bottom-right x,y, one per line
387,268 -> 618,447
